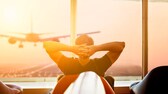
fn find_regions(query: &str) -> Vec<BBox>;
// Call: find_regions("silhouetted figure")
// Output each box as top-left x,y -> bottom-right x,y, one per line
130,66 -> 168,94
43,34 -> 125,93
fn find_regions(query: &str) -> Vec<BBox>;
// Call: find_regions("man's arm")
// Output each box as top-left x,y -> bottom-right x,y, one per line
89,42 -> 125,64
43,41 -> 75,63
43,41 -> 75,52
43,41 -> 88,62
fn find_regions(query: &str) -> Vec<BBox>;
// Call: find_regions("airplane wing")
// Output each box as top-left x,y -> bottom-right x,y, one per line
0,34 -> 12,37
39,31 -> 100,42
39,34 -> 71,42
0,34 -> 27,48
0,34 -> 26,41
0,31 -> 100,48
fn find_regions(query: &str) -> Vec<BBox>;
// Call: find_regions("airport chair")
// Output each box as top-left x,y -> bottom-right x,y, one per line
0,81 -> 23,94
53,72 -> 115,94
6,84 -> 23,94
129,66 -> 168,94
104,75 -> 115,90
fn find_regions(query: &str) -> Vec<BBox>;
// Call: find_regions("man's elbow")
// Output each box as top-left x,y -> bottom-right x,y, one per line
118,42 -> 125,52
43,41 -> 51,50
121,42 -> 125,48
43,41 -> 51,47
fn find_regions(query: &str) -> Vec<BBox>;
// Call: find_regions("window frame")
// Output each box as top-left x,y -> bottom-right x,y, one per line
0,0 -> 149,82
142,0 -> 148,78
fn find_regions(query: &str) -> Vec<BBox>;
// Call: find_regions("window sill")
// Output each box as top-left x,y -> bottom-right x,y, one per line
4,80 -> 139,94
4,80 -> 139,88
2,76 -> 141,94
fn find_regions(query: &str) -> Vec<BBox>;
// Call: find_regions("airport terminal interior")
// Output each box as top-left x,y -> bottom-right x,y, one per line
0,0 -> 168,94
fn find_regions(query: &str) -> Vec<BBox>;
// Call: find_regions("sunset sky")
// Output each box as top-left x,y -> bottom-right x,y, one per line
0,0 -> 168,73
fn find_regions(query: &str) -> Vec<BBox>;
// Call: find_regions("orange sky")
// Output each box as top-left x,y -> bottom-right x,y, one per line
0,0 -> 168,72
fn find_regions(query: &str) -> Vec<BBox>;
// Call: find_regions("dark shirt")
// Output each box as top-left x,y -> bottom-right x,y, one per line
57,55 -> 112,76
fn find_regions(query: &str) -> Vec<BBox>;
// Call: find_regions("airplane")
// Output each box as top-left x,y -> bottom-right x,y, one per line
0,31 -> 100,48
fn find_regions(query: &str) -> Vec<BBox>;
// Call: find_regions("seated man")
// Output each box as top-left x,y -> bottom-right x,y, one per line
43,34 -> 125,93
0,81 -> 22,94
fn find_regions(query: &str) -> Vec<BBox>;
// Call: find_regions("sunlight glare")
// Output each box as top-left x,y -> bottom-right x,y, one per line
3,7 -> 18,24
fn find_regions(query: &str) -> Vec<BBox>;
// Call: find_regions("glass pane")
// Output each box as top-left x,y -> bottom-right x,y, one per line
148,1 -> 168,71
76,0 -> 142,81
0,0 -> 70,81
0,0 -> 142,81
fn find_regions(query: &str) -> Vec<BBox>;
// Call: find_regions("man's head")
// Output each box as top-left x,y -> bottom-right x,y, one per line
75,34 -> 94,45
75,34 -> 94,66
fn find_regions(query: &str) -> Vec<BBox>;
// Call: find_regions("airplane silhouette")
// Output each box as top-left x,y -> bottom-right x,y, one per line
0,31 -> 100,48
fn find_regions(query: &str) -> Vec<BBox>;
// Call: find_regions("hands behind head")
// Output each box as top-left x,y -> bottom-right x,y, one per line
73,44 -> 95,58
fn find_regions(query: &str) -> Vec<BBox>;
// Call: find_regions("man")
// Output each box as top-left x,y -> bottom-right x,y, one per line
43,34 -> 125,93
43,34 -> 125,77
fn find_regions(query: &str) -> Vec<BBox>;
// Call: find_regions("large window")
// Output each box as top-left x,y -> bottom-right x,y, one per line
0,0 -> 142,81
148,1 -> 168,72
76,0 -> 142,80
0,0 -> 70,81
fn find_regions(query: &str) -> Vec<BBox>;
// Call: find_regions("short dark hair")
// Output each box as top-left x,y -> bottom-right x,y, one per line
75,34 -> 94,45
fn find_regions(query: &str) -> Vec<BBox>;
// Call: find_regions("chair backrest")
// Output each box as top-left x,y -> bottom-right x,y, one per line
64,72 -> 106,94
130,66 -> 168,94
53,72 -> 115,94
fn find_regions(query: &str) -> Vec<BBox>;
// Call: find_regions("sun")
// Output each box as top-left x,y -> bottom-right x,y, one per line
3,7 -> 18,24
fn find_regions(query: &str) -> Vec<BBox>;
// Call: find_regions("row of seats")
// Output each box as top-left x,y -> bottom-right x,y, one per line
1,66 -> 167,94
0,81 -> 23,94
130,66 -> 168,94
